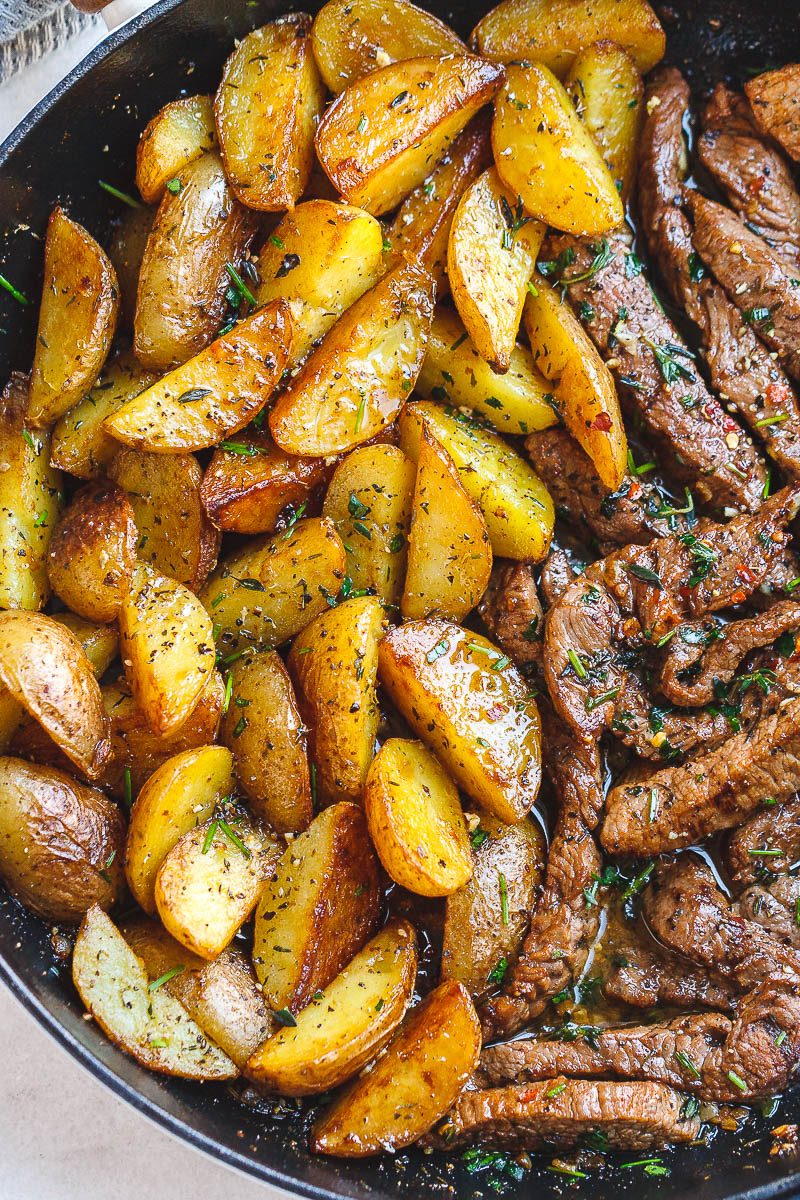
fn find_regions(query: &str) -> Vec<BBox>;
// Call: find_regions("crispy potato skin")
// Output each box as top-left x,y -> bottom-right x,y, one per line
215,15 -> 325,210
47,483 -> 138,624
28,208 -> 119,427
565,40 -> 644,201
136,95 -> 216,204
0,757 -> 125,921
134,151 -> 257,371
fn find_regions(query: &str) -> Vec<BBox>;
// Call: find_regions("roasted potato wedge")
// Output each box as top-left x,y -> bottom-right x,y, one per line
47,483 -> 138,623
108,299 -> 292,452
379,619 -> 541,823
314,54 -> 504,215
0,694 -> 23,755
0,374 -> 61,611
108,448 -> 220,589
524,276 -> 626,489
134,151 -> 257,371
365,738 -> 472,896
287,596 -> 386,805
200,517 -> 346,652
252,802 -> 381,1012
492,64 -> 624,236
28,207 -> 119,427
0,757 -> 124,921
215,15 -> 324,211
448,167 -> 544,372
73,905 -> 237,1079
269,262 -> 434,456
565,41 -> 644,201
399,401 -> 554,561
246,920 -> 417,1094
311,979 -> 481,1155
402,426 -> 492,622
416,306 -> 556,435
51,613 -> 119,678
311,0 -> 466,93
254,200 -> 385,363
125,744 -> 234,914
473,0 -> 665,77
221,650 -> 312,834
441,814 -> 545,997
119,563 -> 215,737
201,433 -> 332,535
0,611 -> 110,779
155,810 -> 279,959
108,205 -> 155,332
50,350 -> 156,479
136,94 -> 216,204
322,444 -> 415,606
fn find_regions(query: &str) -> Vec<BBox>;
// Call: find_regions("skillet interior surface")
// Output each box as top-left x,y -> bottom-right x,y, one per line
3,0 -> 800,1197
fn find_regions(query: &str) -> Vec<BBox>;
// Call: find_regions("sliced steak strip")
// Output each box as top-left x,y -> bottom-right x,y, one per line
478,561 -> 542,667
690,194 -> 800,381
745,66 -> 800,164
639,68 -> 800,478
737,876 -> 800,949
539,540 -> 588,608
605,942 -> 738,1012
544,231 -> 767,513
726,797 -> 800,886
431,1079 -> 700,1152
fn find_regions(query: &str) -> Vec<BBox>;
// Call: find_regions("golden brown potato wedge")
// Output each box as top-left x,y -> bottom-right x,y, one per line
322,444 -> 415,606
378,619 -> 541,823
0,695 -> 24,756
0,757 -> 124,922
401,426 -> 492,622
0,611 -> 110,779
565,41 -> 644,201
311,979 -> 481,1155
252,802 -> 381,1013
311,0 -> 466,93
200,517 -> 346,652
0,374 -> 61,611
254,200 -> 385,363
448,167 -> 544,372
246,920 -> 417,1094
108,299 -> 292,452
50,350 -> 157,479
524,276 -> 626,489
441,814 -> 545,997
28,207 -> 119,427
269,262 -> 434,456
134,151 -> 257,371
315,54 -> 504,215
221,650 -> 311,834
416,306 -> 556,435
108,206 -> 155,332
136,95 -> 216,204
47,483 -> 138,623
399,401 -> 554,561
51,614 -> 119,678
119,563 -> 215,737
215,15 -> 324,211
473,0 -> 665,77
73,905 -> 237,1079
385,115 -> 491,294
108,448 -> 220,589
492,64 -> 624,236
201,432 -> 333,535
365,738 -> 472,896
155,809 -> 279,959
125,744 -> 234,914
287,596 -> 386,805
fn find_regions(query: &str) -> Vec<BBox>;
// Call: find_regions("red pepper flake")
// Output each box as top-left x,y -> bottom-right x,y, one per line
591,412 -> 613,432
628,479 -> 641,499
723,415 -> 739,434
679,585 -> 692,601
737,561 -> 757,584
702,402 -> 717,421
729,588 -> 748,605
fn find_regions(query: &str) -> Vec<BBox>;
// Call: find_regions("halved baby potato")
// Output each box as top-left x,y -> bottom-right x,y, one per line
215,15 -> 325,211
28,208 -> 119,427
253,802 -> 381,1013
136,94 -> 216,204
245,919 -> 417,1094
269,261 -> 434,457
47,483 -> 138,623
73,905 -> 237,1079
314,54 -> 504,215
51,613 -> 119,678
108,206 -> 155,332
565,40 -> 644,201
365,738 -> 472,896
311,979 -> 481,1155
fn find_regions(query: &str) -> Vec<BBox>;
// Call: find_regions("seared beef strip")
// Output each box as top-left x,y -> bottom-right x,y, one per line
430,1079 -> 701,1152
745,65 -> 800,163
478,561 -> 542,667
543,231 -> 767,512
639,68 -> 800,477
539,540 -> 588,607
604,942 -> 738,1012
726,797 -> 800,885
737,876 -> 800,949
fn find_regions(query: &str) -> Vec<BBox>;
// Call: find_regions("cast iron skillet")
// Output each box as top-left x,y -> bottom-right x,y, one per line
2,1 -> 800,1196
